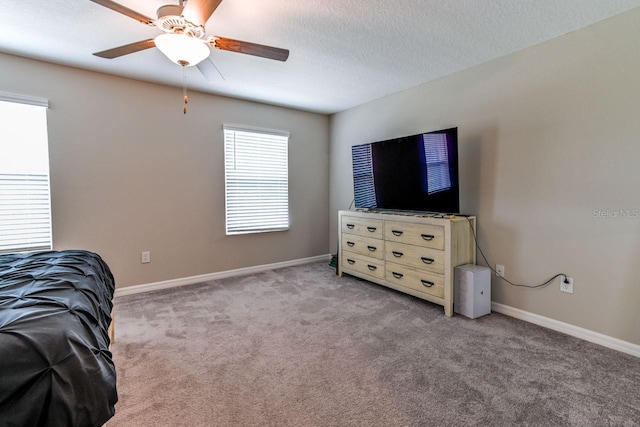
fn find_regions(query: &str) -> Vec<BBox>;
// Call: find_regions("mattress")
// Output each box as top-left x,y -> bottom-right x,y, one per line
0,250 -> 117,426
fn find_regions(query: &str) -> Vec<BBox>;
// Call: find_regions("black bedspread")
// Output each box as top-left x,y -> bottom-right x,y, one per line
0,250 -> 117,426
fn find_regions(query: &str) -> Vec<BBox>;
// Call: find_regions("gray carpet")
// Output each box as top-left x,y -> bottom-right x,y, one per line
110,262 -> 640,426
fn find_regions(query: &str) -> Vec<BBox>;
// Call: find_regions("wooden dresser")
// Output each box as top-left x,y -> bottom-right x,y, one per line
338,210 -> 476,317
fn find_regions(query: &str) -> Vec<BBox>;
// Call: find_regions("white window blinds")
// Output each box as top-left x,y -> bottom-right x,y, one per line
0,94 -> 52,254
223,125 -> 289,235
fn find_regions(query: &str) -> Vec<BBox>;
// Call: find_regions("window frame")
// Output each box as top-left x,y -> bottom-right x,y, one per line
223,124 -> 290,235
0,92 -> 52,254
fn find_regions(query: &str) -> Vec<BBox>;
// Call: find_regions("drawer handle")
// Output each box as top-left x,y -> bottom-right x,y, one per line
391,230 -> 403,236
421,257 -> 435,264
421,280 -> 435,288
392,272 -> 403,279
421,234 -> 435,241
346,223 -> 355,229
391,251 -> 403,258
368,265 -> 377,271
367,246 -> 377,252
347,259 -> 355,265
347,241 -> 355,247
367,226 -> 377,232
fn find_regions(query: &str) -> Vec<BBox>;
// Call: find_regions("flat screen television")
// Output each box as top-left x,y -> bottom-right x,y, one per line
351,127 -> 459,214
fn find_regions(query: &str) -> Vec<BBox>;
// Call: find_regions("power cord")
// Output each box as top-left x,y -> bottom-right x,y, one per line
463,216 -> 569,289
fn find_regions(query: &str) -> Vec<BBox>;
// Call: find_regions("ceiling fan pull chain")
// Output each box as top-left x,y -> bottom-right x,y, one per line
181,61 -> 189,114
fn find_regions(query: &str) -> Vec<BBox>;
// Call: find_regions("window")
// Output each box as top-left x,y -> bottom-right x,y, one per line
0,93 -> 52,254
423,132 -> 452,194
223,125 -> 289,235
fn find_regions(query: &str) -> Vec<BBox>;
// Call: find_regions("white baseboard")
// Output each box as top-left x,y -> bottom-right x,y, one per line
491,302 -> 640,358
114,254 -> 331,298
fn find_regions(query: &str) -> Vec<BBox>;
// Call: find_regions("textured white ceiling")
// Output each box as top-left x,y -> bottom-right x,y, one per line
1,0 -> 639,114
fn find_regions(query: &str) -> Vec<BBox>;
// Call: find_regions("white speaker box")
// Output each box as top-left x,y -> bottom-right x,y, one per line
454,264 -> 491,319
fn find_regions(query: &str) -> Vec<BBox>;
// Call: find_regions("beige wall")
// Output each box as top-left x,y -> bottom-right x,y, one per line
329,9 -> 640,344
0,53 -> 330,288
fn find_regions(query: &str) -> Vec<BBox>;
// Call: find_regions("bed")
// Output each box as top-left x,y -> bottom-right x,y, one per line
0,250 -> 117,426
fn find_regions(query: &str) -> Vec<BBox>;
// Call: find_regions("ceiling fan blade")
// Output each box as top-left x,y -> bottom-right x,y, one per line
183,0 -> 223,26
212,37 -> 289,62
90,0 -> 154,25
196,58 -> 225,82
93,39 -> 156,59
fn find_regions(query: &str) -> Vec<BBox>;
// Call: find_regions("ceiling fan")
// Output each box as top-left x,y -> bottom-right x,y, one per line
90,0 -> 290,81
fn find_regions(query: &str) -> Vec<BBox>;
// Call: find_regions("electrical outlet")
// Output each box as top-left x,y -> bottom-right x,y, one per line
141,251 -> 151,264
496,264 -> 505,278
560,277 -> 574,294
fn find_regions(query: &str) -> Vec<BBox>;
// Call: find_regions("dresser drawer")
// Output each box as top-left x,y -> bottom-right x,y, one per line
342,216 -> 383,239
385,262 -> 445,299
342,252 -> 385,279
384,220 -> 444,250
342,233 -> 384,260
384,241 -> 445,274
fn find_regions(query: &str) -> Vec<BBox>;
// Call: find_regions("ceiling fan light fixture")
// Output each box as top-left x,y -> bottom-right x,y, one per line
154,33 -> 210,66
